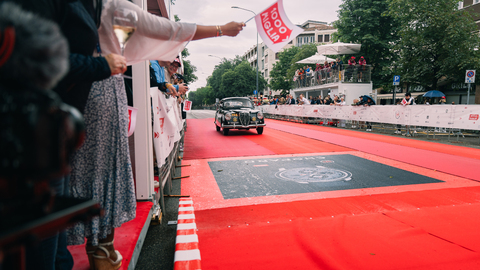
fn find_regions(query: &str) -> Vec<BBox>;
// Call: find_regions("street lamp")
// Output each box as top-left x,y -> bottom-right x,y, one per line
232,6 -> 259,98
208,54 -> 223,60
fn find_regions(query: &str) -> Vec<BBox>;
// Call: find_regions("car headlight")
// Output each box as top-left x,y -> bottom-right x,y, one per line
257,111 -> 264,119
225,113 -> 232,121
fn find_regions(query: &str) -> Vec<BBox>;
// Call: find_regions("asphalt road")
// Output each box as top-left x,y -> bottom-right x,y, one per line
186,109 -> 216,119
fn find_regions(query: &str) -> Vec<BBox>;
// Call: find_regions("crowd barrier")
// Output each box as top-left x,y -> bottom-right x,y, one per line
150,89 -> 185,212
259,104 -> 480,130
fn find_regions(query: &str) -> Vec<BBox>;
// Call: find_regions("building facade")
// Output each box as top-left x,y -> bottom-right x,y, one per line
459,0 -> 480,29
242,20 -> 337,97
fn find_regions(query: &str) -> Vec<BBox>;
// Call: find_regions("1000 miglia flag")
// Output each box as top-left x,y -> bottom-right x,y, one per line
254,0 -> 303,53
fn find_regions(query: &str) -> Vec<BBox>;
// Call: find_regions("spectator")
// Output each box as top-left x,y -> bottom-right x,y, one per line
298,94 -> 310,105
330,95 -> 339,106
298,68 -> 305,87
358,56 -> 366,82
396,92 -> 415,136
439,96 -> 446,104
279,96 -> 286,104
324,96 -> 332,105
347,56 -> 356,81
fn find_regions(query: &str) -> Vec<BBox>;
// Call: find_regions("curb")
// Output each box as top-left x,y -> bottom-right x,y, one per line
174,198 -> 201,270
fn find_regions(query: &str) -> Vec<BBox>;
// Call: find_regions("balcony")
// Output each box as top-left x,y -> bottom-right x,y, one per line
293,64 -> 372,89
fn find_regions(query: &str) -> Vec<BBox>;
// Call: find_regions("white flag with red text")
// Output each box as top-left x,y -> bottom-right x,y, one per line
254,0 -> 303,53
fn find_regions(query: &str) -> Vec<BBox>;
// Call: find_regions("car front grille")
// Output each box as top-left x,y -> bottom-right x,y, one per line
239,112 -> 250,126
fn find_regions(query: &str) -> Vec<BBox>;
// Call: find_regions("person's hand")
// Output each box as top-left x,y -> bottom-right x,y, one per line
167,84 -> 178,97
177,83 -> 189,95
177,97 -> 183,103
221,22 -> 245,37
104,53 -> 127,75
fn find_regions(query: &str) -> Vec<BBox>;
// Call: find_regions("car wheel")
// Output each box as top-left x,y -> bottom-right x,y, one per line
216,125 -> 221,131
223,128 -> 229,135
257,127 -> 264,135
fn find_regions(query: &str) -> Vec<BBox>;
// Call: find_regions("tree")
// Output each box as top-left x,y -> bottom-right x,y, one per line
269,46 -> 300,95
181,48 -> 198,84
388,0 -> 480,90
334,0 -> 400,89
174,15 -> 198,85
207,57 -> 266,99
285,43 -> 318,82
268,43 -> 317,96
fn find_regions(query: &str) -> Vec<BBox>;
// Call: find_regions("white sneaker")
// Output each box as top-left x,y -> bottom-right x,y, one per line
366,129 -> 371,131
394,130 -> 401,134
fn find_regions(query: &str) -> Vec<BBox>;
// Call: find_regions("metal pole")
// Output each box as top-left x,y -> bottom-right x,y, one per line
256,33 -> 259,98
232,6 -> 258,98
467,83 -> 471,105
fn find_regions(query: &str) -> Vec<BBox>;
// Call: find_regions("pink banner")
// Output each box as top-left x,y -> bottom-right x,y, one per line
127,106 -> 138,137
255,0 -> 304,52
183,100 -> 192,112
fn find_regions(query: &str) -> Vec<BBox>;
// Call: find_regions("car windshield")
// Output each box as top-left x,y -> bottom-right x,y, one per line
223,99 -> 253,109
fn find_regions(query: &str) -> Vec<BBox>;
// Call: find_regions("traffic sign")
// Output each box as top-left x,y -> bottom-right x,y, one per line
393,75 -> 400,86
465,70 -> 475,83
253,90 -> 258,95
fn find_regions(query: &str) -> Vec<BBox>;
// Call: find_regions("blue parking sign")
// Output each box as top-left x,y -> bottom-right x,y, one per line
253,90 -> 258,95
393,75 -> 400,86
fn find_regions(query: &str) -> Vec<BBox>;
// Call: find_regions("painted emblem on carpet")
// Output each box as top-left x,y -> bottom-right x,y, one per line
208,154 -> 443,199
275,166 -> 352,183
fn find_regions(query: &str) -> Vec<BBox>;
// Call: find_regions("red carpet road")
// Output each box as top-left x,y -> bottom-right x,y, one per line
182,118 -> 480,270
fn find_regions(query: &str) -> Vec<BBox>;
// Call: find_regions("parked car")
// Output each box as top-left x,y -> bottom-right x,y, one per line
214,97 -> 266,135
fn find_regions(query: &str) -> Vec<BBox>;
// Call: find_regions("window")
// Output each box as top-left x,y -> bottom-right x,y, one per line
261,59 -> 264,70
297,37 -> 302,45
265,55 -> 268,63
318,35 -> 323,42
288,40 -> 293,44
265,69 -> 269,78
324,34 -> 330,42
275,53 -> 279,60
262,47 -> 265,57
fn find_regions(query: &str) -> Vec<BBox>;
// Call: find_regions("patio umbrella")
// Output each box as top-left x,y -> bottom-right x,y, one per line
317,42 -> 362,55
423,90 -> 445,98
296,53 -> 336,64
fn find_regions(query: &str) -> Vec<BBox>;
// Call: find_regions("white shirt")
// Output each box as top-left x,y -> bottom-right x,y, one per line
301,97 -> 310,105
98,0 -> 197,65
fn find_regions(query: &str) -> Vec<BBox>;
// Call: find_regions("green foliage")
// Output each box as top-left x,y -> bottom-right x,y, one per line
188,86 -> 214,108
333,0 -> 400,89
269,46 -> 300,94
286,43 -> 318,82
206,56 -> 267,100
387,0 -> 480,90
180,48 -> 197,84
268,44 -> 317,95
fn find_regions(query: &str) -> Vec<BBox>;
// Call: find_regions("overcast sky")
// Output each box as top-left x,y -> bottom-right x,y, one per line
170,0 -> 343,92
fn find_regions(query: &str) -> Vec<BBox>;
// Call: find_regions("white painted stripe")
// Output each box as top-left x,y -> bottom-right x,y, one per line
178,214 -> 195,220
179,200 -> 193,205
178,206 -> 194,211
176,234 -> 199,243
174,249 -> 201,262
177,223 -> 197,230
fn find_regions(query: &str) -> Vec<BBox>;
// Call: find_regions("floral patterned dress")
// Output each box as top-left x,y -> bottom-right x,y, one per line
67,75 -> 136,246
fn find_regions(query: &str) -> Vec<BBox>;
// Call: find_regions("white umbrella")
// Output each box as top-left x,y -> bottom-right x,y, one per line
296,53 -> 336,64
317,42 -> 362,55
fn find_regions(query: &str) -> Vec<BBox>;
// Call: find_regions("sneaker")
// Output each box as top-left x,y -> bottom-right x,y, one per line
394,130 -> 401,134
366,129 -> 372,132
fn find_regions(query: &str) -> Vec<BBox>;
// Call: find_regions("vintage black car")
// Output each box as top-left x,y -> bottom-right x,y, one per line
214,97 -> 265,135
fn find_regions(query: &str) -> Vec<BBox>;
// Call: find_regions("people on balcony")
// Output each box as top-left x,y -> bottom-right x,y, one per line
358,56 -> 367,82
346,56 -> 356,82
